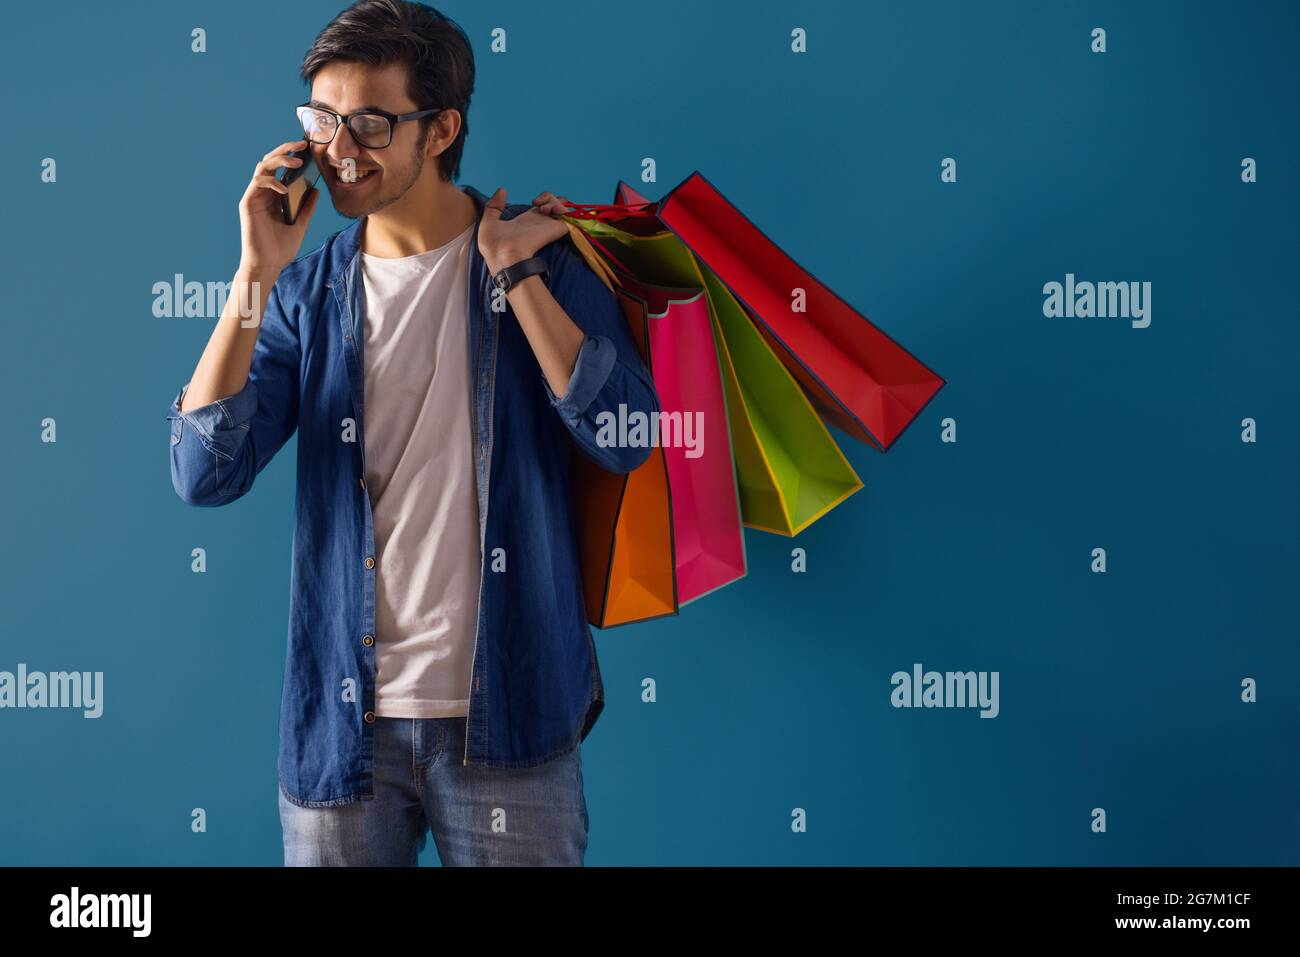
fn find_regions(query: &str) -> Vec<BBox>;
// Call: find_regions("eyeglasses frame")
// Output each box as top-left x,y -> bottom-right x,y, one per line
295,103 -> 446,149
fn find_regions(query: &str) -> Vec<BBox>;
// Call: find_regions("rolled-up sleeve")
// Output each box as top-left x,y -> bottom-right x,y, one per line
166,282 -> 300,506
539,237 -> 660,474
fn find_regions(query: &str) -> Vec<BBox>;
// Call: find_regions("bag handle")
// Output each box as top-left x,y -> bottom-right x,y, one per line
562,222 -> 619,293
578,230 -> 637,279
561,200 -> 660,222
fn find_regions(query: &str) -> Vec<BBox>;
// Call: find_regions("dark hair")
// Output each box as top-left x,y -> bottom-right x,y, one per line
300,0 -> 475,181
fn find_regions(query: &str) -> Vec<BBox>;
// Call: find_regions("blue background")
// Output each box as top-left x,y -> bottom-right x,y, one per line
2,0 -> 1296,865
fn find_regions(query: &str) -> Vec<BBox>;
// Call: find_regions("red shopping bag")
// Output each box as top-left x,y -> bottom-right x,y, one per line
615,176 -> 945,451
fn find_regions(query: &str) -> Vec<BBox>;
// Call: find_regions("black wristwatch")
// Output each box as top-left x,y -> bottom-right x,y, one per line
491,255 -> 549,294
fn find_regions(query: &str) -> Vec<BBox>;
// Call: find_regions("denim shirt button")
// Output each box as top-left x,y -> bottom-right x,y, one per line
364,556 -> 375,569
363,711 -> 375,724
362,634 -> 374,647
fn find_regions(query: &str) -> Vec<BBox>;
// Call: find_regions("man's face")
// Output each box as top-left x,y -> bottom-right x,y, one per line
307,61 -> 432,220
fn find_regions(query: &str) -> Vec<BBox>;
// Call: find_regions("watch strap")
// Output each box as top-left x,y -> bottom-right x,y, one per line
492,255 -> 549,293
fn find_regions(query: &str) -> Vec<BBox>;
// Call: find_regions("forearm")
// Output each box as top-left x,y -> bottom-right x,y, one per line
502,272 -> 586,398
179,266 -> 280,411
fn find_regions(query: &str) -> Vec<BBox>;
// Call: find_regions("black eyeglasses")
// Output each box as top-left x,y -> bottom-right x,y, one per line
296,103 -> 445,149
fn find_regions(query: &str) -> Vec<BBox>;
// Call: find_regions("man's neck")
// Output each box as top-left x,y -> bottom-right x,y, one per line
361,177 -> 479,259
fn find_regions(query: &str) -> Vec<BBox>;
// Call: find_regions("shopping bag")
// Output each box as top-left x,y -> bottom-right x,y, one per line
571,281 -> 677,628
567,218 -> 748,610
621,175 -> 946,452
565,212 -> 863,536
615,268 -> 747,604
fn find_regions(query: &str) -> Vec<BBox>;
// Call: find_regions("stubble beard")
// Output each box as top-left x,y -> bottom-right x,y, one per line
339,129 -> 430,220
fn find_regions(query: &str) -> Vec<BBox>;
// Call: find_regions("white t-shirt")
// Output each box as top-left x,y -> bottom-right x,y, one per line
360,223 -> 481,718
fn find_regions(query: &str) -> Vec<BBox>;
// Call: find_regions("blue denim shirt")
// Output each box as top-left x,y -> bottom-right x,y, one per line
166,184 -> 659,807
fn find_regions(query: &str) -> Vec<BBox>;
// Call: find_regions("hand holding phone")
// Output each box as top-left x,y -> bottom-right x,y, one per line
236,140 -> 321,278
278,146 -> 322,225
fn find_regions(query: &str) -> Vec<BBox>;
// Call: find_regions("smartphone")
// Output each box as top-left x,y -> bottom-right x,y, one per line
279,147 -> 322,225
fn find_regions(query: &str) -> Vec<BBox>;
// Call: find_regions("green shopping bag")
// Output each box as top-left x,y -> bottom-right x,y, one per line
567,216 -> 862,536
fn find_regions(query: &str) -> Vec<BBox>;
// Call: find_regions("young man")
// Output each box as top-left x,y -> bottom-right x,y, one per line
165,0 -> 659,866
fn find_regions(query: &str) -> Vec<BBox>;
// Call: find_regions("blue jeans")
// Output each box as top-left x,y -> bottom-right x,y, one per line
278,716 -> 589,866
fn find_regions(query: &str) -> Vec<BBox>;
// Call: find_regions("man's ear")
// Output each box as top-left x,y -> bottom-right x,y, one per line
426,109 -> 462,159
